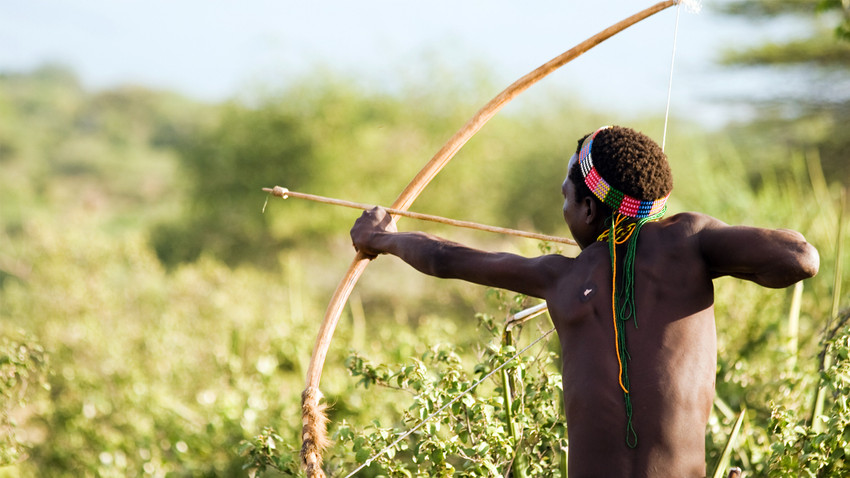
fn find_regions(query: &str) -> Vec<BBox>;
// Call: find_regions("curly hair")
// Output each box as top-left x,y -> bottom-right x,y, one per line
568,126 -> 673,216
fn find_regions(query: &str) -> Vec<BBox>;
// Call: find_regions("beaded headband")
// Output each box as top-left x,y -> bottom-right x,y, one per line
578,126 -> 669,219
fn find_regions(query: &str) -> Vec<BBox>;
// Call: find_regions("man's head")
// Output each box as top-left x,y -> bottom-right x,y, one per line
562,126 -> 673,247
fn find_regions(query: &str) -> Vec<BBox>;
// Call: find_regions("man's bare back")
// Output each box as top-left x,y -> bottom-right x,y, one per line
549,213 -> 719,476
349,126 -> 819,476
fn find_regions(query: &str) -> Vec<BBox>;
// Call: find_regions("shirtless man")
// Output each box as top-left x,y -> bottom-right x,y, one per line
350,125 -> 819,477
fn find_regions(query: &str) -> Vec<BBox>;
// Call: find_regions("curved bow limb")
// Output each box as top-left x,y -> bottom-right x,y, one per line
300,1 -> 679,475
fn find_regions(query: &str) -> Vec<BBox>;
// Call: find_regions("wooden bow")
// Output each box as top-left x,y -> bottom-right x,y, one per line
300,2 -> 679,475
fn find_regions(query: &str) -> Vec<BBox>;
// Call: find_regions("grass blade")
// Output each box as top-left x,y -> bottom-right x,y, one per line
711,408 -> 746,478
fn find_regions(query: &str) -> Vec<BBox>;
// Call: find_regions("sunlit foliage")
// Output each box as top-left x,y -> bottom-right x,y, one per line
0,65 -> 847,477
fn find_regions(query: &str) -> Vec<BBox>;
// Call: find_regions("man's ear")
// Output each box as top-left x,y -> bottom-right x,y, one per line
583,196 -> 598,225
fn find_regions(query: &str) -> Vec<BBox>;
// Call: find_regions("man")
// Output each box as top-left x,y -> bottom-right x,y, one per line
350,125 -> 819,476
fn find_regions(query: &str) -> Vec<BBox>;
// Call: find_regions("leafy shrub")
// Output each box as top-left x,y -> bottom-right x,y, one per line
244,303 -> 567,478
0,221 -> 326,476
0,332 -> 49,466
769,314 -> 850,477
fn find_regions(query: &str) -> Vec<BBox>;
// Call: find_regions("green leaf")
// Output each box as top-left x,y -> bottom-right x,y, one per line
355,447 -> 372,463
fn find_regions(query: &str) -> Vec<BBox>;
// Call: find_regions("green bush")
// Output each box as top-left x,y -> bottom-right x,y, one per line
1,221 -> 320,476
769,316 -> 850,477
0,331 -> 48,466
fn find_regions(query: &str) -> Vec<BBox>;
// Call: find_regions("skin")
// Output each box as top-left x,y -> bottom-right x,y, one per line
350,153 -> 819,477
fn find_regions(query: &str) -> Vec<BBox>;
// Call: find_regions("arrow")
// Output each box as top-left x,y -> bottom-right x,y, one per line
263,186 -> 577,246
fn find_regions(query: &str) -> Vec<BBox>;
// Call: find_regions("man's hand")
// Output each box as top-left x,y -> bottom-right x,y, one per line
350,206 -> 398,258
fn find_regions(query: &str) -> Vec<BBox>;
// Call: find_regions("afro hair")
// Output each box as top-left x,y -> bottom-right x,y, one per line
569,126 -> 673,216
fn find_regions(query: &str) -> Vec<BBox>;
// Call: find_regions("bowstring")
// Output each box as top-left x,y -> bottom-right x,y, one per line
661,1 -> 683,152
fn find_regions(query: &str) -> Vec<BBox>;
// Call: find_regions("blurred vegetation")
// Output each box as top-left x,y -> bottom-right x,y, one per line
0,57 -> 848,478
715,0 -> 850,186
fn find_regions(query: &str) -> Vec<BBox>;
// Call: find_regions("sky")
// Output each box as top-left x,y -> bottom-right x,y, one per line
0,1 -> 796,127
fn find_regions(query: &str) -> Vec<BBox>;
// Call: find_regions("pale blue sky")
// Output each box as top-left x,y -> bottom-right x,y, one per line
0,1 -> 796,126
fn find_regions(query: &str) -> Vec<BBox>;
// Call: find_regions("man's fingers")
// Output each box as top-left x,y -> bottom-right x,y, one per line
350,207 -> 392,258
365,206 -> 397,233
353,245 -> 378,260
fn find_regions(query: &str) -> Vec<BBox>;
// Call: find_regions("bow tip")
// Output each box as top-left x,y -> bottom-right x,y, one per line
677,0 -> 702,13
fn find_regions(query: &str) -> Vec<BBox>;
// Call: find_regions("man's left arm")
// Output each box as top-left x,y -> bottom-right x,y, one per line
351,207 -> 569,299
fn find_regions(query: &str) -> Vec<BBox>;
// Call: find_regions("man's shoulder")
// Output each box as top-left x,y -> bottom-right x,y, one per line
657,211 -> 724,237
645,212 -> 729,259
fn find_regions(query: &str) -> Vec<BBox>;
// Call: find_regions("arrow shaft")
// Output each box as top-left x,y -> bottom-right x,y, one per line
264,186 -> 577,246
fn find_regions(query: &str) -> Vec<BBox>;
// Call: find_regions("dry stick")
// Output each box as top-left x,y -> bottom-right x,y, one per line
506,302 -> 550,330
811,187 -> 847,432
299,2 -> 679,476
263,186 -> 577,246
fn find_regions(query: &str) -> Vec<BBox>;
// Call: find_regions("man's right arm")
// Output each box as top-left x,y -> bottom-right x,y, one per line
693,212 -> 819,288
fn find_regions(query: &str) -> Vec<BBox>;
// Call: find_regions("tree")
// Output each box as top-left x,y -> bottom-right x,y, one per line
717,0 -> 850,185
150,100 -> 314,266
